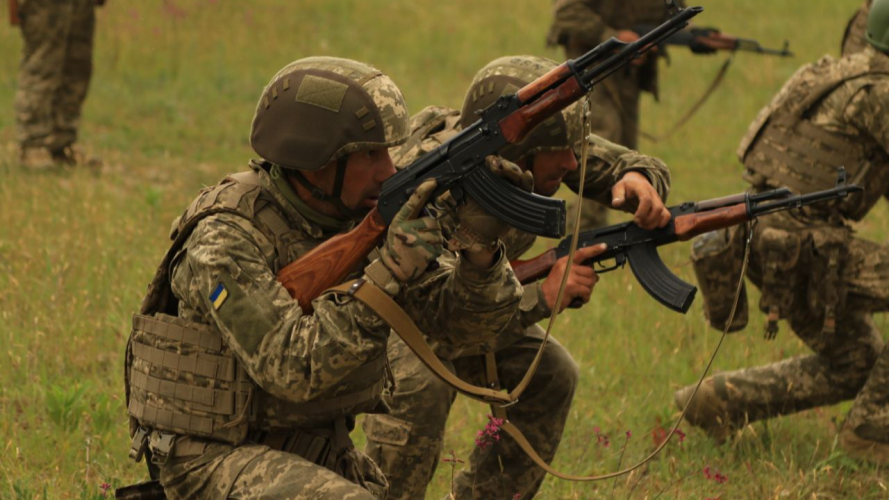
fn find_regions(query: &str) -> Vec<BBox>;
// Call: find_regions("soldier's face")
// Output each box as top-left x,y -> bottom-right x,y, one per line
527,149 -> 578,196
340,148 -> 397,211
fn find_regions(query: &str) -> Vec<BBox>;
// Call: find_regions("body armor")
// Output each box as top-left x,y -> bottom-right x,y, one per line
738,50 -> 889,221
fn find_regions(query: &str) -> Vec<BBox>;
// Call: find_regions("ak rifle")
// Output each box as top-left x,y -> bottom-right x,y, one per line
634,24 -> 792,57
511,168 -> 861,312
277,4 -> 704,312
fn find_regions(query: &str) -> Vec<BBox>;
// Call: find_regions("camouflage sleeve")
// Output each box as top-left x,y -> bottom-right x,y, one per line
563,133 -> 672,208
171,213 -> 389,404
392,245 -> 523,349
548,0 -> 618,48
844,80 -> 889,157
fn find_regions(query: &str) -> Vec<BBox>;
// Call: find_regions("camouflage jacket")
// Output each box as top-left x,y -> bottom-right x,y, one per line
546,0 -> 685,95
393,105 -> 671,356
739,46 -> 889,223
127,161 -> 522,438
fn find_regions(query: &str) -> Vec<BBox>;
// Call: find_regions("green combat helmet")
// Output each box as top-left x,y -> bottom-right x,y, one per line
867,0 -> 889,52
459,55 -> 583,163
250,57 -> 410,217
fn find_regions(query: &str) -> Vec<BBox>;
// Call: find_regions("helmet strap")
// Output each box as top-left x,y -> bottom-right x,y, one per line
288,156 -> 369,220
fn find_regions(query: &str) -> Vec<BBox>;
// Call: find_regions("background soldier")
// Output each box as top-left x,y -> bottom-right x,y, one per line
123,57 -> 526,499
547,0 -> 683,230
679,0 -> 889,465
13,0 -> 104,168
363,56 -> 672,500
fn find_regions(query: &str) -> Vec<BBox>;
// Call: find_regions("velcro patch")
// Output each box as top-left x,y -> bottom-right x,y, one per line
209,283 -> 229,310
296,75 -> 349,113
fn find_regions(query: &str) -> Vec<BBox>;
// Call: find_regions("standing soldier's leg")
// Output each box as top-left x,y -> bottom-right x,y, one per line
15,0 -> 74,160
49,0 -> 96,157
363,337 -> 456,500
452,326 -> 579,499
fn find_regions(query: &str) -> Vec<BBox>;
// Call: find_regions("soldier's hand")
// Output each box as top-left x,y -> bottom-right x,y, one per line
611,171 -> 671,230
541,244 -> 608,313
379,179 -> 443,282
446,156 -> 534,265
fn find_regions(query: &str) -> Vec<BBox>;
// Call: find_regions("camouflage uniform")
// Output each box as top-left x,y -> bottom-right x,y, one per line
685,47 -> 889,452
364,106 -> 670,500
124,58 -> 524,499
547,0 -> 682,230
843,0 -> 874,56
15,0 -> 97,152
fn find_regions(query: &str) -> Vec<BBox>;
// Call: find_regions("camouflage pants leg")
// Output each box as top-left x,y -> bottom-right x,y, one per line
15,0 -> 95,150
363,336 -> 457,500
160,440 -> 382,500
715,237 -> 888,427
451,325 -> 579,500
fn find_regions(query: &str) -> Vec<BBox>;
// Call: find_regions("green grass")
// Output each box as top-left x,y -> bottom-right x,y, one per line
1,0 -> 886,498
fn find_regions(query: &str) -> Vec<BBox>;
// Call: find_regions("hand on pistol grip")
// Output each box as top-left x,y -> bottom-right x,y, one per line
541,244 -> 608,313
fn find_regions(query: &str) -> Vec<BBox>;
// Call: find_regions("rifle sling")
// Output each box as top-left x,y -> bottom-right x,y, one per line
640,56 -> 732,143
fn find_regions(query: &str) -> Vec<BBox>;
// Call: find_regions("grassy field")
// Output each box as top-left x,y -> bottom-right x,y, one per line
1,0 -> 887,498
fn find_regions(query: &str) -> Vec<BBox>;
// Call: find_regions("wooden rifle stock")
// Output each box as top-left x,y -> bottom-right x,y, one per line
277,208 -> 387,314
9,0 -> 20,26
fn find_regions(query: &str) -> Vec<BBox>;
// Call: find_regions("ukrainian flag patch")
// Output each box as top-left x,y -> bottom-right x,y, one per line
210,282 -> 229,310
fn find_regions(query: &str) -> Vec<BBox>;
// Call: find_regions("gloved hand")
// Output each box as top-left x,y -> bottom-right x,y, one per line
379,179 -> 443,282
446,156 -> 534,253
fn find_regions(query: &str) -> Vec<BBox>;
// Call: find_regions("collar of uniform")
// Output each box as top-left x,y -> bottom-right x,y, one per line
251,162 -> 353,238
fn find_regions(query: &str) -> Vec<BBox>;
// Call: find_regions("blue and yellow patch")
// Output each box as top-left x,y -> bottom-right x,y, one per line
209,282 -> 229,310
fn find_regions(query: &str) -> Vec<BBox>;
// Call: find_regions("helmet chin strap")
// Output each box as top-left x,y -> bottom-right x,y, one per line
288,156 -> 370,221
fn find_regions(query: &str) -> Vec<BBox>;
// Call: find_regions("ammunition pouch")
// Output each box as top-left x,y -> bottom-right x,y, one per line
756,227 -> 804,339
806,227 -> 851,335
691,225 -> 749,332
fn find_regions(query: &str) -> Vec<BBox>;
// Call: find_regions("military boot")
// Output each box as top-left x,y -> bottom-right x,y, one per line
674,378 -> 739,444
18,147 -> 56,170
839,423 -> 889,465
50,145 -> 102,168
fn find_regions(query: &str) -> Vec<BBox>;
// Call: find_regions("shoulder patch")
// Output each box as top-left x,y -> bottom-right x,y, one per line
210,282 -> 229,310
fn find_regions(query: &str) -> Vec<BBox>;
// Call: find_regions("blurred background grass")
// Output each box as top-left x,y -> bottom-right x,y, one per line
1,0 -> 887,498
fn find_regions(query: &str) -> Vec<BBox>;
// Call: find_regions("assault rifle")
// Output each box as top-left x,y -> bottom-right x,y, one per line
511,168 -> 860,312
634,24 -> 792,57
277,4 -> 704,312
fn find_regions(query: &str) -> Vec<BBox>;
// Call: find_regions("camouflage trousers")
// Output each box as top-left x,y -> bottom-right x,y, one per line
157,436 -> 387,500
708,223 -> 889,442
15,0 -> 95,150
363,325 -> 579,500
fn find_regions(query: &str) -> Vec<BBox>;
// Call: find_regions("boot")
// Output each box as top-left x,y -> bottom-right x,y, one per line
18,147 -> 56,170
674,379 -> 739,444
839,423 -> 889,465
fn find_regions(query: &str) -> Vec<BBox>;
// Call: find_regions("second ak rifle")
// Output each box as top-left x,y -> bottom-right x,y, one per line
277,3 -> 704,312
634,24 -> 792,57
511,168 -> 861,312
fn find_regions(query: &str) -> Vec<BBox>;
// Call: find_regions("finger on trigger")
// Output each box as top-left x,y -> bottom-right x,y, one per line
574,243 -> 608,262
399,179 -> 438,219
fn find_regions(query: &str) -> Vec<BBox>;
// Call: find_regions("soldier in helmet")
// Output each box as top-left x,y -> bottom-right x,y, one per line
362,55 -> 672,500
546,0 -> 685,230
679,0 -> 889,465
122,57 -> 532,499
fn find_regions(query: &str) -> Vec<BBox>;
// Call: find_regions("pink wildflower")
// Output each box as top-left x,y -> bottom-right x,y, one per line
475,415 -> 504,450
625,430 -> 632,439
513,494 -> 522,500
100,483 -> 112,498
673,428 -> 686,443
